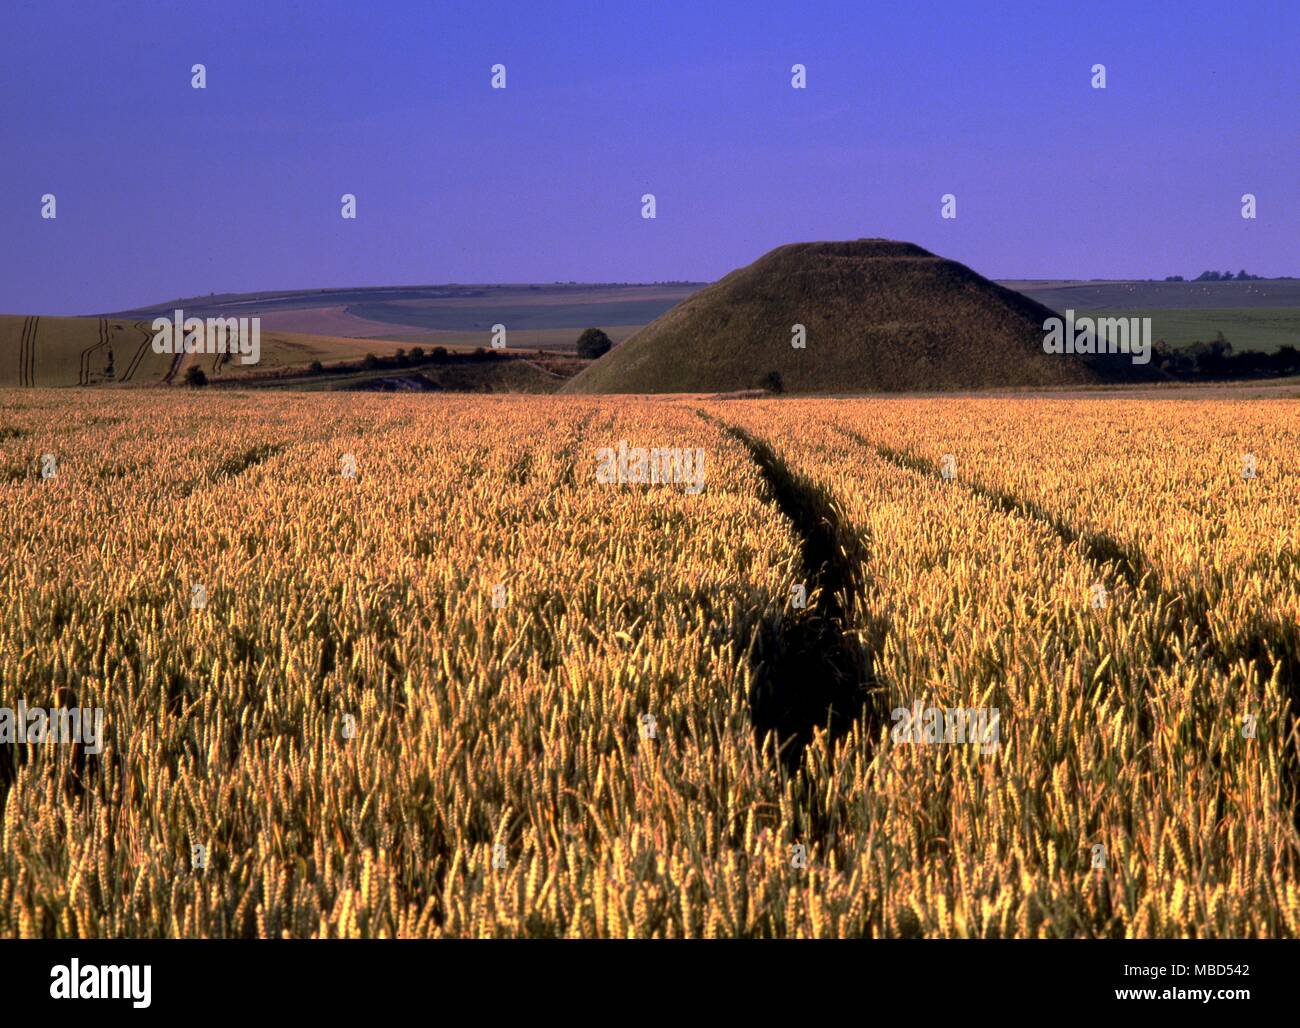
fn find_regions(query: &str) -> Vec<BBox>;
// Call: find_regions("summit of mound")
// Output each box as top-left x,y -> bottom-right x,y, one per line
562,239 -> 1161,394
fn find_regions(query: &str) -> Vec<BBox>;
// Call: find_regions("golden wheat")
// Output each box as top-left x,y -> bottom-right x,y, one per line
0,390 -> 1296,937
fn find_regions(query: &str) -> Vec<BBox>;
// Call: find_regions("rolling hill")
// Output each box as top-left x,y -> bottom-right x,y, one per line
105,283 -> 701,352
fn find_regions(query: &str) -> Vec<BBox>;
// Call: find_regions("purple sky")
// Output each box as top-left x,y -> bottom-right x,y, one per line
1,0 -> 1296,315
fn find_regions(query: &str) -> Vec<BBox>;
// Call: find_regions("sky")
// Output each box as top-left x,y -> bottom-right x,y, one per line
0,0 -> 1296,315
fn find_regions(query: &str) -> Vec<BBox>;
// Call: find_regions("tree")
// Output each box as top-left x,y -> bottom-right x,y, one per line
1271,345 -> 1299,375
409,346 -> 425,361
362,353 -> 381,370
430,346 -> 449,362
309,360 -> 324,373
1188,335 -> 1234,377
183,366 -> 208,388
575,328 -> 613,360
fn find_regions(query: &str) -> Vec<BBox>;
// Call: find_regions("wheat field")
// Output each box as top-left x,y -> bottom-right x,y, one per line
1,389 -> 1297,937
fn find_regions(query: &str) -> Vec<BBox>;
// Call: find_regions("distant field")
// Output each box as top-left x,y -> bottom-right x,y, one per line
1076,308 -> 1300,352
0,316 -> 175,387
0,315 -> 411,388
109,283 -> 703,353
1003,279 -> 1300,310
107,279 -> 1299,359
7,278 -> 1293,391
1003,280 -> 1300,352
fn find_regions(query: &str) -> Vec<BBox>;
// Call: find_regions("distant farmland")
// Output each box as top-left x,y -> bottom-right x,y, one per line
101,279 -> 1300,360
1005,279 -> 1300,352
1074,308 -> 1300,352
106,283 -> 705,353
0,315 -> 415,389
1003,279 -> 1300,310
9,278 -> 1294,392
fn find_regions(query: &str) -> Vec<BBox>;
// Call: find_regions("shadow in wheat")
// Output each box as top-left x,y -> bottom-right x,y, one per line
704,414 -> 883,773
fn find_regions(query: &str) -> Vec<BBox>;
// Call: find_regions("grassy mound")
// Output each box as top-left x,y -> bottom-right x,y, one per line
563,240 -> 1161,394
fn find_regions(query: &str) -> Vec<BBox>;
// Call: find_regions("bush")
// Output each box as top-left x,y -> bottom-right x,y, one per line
431,347 -> 449,362
575,328 -> 613,360
308,360 -> 324,373
362,353 -> 381,371
761,370 -> 784,394
409,346 -> 425,362
183,366 -> 208,388
1271,345 -> 1300,375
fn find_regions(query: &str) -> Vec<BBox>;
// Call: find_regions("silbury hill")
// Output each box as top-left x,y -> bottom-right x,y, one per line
562,240 -> 1162,394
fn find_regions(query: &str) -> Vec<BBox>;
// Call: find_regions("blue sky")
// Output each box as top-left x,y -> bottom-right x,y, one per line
1,0 -> 1296,313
